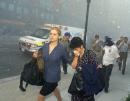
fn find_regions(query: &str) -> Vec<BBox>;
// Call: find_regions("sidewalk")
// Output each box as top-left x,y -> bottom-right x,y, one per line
0,64 -> 130,101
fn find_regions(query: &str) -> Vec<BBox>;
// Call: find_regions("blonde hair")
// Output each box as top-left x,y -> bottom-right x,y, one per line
33,49 -> 44,72
51,27 -> 61,36
37,49 -> 44,71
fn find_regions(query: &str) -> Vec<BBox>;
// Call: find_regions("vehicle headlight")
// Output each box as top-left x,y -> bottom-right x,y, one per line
30,44 -> 37,48
35,42 -> 43,46
42,42 -> 45,45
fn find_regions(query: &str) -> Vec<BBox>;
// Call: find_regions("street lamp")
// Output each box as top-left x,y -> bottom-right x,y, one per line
84,0 -> 91,48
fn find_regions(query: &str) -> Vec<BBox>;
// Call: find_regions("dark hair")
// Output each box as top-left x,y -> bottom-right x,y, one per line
95,34 -> 99,38
105,36 -> 114,46
70,37 -> 83,49
64,32 -> 71,37
124,37 -> 128,43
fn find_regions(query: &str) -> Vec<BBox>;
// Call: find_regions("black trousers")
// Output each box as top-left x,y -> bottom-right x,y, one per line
62,61 -> 67,74
118,52 -> 128,74
103,64 -> 113,91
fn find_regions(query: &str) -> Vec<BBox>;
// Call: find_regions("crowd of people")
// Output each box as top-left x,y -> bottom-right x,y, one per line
23,27 -> 129,101
92,35 -> 129,93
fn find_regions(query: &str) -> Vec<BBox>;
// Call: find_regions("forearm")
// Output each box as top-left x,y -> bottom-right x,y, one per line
92,43 -> 96,48
71,56 -> 78,69
118,41 -> 124,48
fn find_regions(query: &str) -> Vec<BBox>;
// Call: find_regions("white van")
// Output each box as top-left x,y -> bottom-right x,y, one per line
19,28 -> 50,52
19,24 -> 84,52
44,24 -> 84,39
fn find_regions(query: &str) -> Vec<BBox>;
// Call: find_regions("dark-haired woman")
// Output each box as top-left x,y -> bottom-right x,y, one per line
69,37 -> 100,101
19,48 -> 44,92
102,37 -> 120,93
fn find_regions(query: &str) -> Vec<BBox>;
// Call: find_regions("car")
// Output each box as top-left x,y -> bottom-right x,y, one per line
44,23 -> 84,39
19,28 -> 50,52
19,23 -> 85,53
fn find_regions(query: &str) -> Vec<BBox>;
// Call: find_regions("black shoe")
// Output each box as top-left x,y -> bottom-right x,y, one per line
122,71 -> 125,75
119,67 -> 121,71
104,88 -> 108,93
64,72 -> 67,74
19,85 -> 26,92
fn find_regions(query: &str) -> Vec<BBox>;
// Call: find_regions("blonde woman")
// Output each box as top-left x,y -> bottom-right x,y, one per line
37,27 -> 67,101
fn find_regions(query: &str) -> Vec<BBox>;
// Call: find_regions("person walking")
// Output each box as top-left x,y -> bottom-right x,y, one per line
37,27 -> 67,101
102,36 -> 120,93
60,32 -> 71,74
92,34 -> 104,68
116,37 -> 129,75
19,48 -> 44,92
69,37 -> 101,101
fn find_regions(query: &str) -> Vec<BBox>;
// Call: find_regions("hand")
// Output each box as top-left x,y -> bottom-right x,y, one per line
97,64 -> 102,68
122,39 -> 125,43
73,50 -> 80,57
95,40 -> 99,44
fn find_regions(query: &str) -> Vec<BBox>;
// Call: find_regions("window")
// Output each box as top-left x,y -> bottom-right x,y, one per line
32,8 -> 38,17
23,8 -> 29,15
8,3 -> 14,11
35,8 -> 38,17
31,29 -> 50,39
0,2 -> 6,9
41,13 -> 44,19
16,6 -> 22,14
50,15 -> 53,20
12,0 -> 16,3
45,14 -> 50,20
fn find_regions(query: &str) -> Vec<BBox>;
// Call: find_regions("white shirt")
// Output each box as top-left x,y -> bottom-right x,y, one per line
103,45 -> 120,66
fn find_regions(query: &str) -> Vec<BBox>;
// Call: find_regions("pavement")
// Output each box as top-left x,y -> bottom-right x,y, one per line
0,63 -> 130,101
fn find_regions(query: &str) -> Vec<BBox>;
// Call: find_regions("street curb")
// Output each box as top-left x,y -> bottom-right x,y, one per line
0,75 -> 20,84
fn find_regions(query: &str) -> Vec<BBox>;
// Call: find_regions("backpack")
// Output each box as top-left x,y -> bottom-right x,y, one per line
82,63 -> 104,95
19,59 -> 44,92
81,50 -> 104,95
68,67 -> 84,95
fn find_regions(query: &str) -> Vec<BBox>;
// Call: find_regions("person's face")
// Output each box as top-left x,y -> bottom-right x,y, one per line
32,51 -> 42,58
95,37 -> 99,40
120,37 -> 124,41
74,45 -> 83,54
49,29 -> 59,42
64,36 -> 70,41
124,38 -> 128,42
32,51 -> 38,58
66,36 -> 70,40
